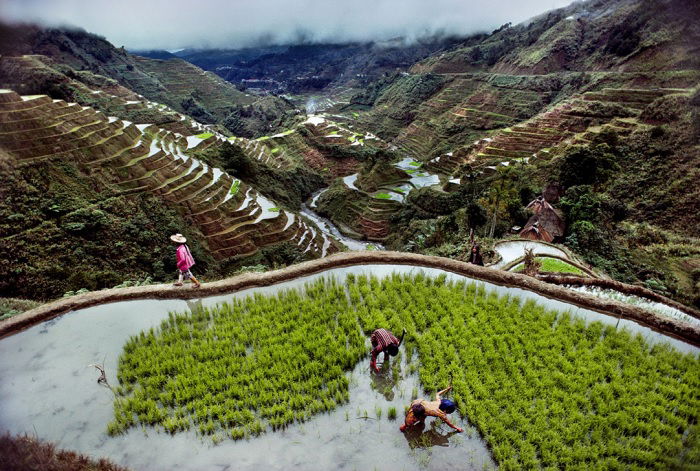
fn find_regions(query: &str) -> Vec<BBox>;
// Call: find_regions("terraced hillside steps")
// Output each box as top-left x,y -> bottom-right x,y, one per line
386,75 -> 551,161
0,90 -> 335,261
358,198 -> 402,241
0,56 -> 231,139
235,137 -> 292,169
449,87 -> 692,174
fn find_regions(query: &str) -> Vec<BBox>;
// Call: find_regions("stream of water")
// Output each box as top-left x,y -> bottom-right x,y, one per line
303,190 -> 384,251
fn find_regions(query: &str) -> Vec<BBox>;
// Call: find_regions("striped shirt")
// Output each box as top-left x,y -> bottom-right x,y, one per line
370,328 -> 399,361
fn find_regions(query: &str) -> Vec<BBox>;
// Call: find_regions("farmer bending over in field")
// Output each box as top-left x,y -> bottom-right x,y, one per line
171,233 -> 201,288
400,386 -> 463,433
369,328 -> 404,373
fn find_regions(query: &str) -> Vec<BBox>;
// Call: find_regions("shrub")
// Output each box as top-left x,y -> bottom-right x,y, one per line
60,208 -> 109,233
558,145 -> 619,188
0,433 -> 128,471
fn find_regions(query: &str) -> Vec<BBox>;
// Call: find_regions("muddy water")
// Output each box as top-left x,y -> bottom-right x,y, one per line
1,265 -> 696,471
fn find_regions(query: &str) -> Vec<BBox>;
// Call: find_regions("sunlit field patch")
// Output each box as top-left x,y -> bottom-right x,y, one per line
110,273 -> 700,469
513,257 -> 585,275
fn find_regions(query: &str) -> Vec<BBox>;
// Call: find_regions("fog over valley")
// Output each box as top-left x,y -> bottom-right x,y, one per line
1,0 -> 573,49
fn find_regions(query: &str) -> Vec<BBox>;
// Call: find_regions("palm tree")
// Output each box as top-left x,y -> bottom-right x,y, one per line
483,166 -> 518,238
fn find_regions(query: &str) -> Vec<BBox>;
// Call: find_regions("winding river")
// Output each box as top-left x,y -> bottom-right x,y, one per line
303,190 -> 384,251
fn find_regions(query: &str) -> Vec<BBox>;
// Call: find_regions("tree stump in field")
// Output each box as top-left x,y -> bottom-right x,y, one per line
523,248 -> 541,277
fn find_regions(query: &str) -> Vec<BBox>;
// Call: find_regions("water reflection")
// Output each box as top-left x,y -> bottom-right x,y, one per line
185,298 -> 204,314
404,421 -> 461,449
370,356 -> 400,401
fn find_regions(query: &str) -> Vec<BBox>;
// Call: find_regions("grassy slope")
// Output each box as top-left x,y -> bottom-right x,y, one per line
0,297 -> 41,320
513,257 -> 585,275
0,160 -> 216,300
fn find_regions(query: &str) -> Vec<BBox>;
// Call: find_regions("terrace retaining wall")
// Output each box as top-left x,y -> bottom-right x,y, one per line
2,251 -> 699,346
537,274 -> 700,320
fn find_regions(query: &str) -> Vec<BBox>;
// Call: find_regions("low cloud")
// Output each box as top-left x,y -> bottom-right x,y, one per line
0,0 -> 574,50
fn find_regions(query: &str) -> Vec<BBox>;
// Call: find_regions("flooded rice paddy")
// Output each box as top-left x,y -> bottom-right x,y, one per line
0,265 -> 696,470
492,240 -> 570,269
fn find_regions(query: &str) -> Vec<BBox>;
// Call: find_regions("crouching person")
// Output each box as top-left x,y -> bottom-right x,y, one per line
400,386 -> 463,433
370,328 -> 404,373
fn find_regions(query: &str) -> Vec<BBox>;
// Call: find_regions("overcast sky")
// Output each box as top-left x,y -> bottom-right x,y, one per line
0,0 -> 575,50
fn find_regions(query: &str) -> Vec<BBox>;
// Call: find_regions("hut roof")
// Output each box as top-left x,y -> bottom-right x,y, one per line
519,220 -> 555,242
524,196 -> 565,239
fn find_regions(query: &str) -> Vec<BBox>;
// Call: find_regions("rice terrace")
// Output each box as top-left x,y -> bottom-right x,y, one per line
110,270 -> 700,468
1,0 -> 700,469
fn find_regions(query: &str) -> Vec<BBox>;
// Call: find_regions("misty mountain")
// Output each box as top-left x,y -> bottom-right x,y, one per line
176,37 -> 467,94
130,49 -> 179,60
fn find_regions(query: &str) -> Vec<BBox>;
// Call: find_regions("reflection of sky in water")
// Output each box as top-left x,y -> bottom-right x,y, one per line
410,174 -> 440,188
342,173 -> 359,190
493,240 -> 568,268
1,265 -> 695,471
570,285 -> 700,327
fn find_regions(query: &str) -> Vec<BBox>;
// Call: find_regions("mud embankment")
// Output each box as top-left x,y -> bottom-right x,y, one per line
2,252 -> 699,345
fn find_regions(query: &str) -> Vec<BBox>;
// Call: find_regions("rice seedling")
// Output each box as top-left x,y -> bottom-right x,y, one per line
109,273 -> 700,468
513,257 -> 584,275
195,132 -> 213,139
229,180 -> 240,196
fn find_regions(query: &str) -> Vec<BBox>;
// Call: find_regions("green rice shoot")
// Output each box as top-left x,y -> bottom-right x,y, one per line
513,257 -> 584,275
229,180 -> 240,196
109,274 -> 700,469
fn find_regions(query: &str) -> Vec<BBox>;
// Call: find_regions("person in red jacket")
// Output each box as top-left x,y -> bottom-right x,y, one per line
370,328 -> 405,373
171,233 -> 201,288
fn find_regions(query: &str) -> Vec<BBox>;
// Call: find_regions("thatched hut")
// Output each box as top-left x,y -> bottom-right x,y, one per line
519,196 -> 565,242
520,220 -> 554,242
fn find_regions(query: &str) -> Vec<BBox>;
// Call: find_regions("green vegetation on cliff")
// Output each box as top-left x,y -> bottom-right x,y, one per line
0,160 -> 215,300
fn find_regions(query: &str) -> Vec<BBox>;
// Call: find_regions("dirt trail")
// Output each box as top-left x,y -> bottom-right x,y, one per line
2,251 -> 698,345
